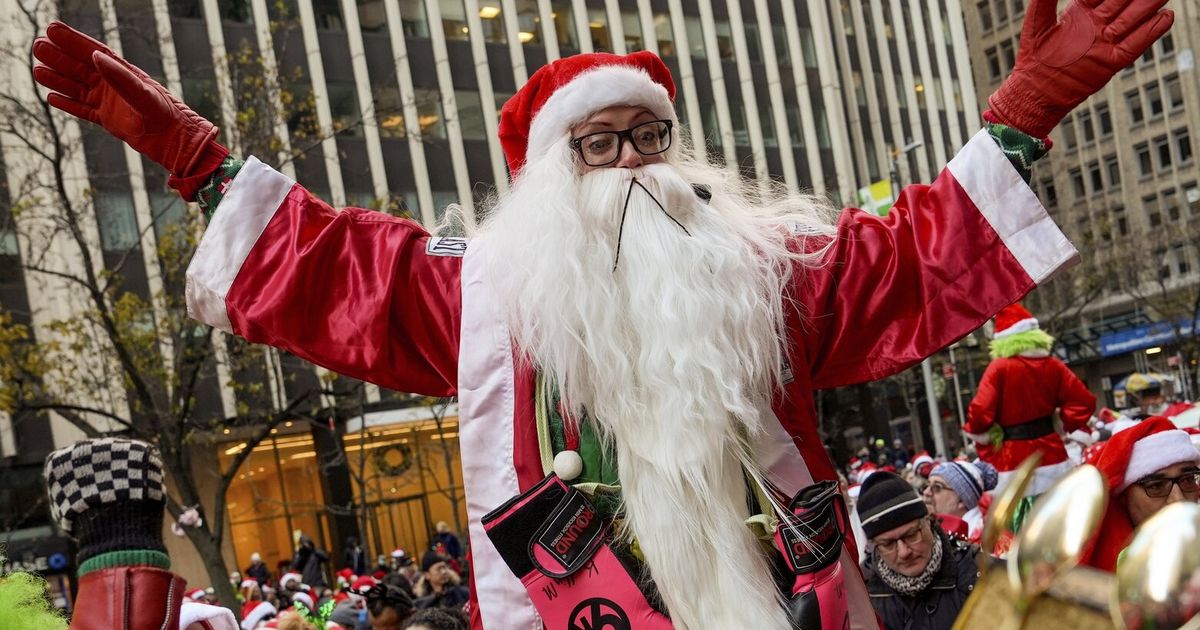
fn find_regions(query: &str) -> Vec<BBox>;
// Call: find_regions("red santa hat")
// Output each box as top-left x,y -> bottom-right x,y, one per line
497,51 -> 677,177
351,575 -> 378,595
239,578 -> 258,590
279,572 -> 303,590
912,451 -> 935,477
240,600 -> 277,628
185,587 -> 207,602
1082,417 -> 1200,572
992,303 -> 1039,339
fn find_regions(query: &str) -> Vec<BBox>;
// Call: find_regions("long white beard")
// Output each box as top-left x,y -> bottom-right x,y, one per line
475,142 -> 832,629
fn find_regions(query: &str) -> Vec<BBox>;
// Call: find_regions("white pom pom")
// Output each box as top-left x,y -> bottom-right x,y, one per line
553,450 -> 584,481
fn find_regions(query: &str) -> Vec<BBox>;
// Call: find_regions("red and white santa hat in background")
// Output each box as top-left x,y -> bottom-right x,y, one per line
184,587 -> 207,602
912,451 -> 935,477
497,51 -> 677,177
1083,417 -> 1200,572
992,303 -> 1039,339
279,572 -> 303,591
351,575 -> 378,596
290,591 -> 314,612
241,600 -> 277,629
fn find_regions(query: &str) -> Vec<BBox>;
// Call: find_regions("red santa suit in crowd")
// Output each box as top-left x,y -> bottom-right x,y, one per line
32,0 -> 1177,624
966,304 -> 1096,497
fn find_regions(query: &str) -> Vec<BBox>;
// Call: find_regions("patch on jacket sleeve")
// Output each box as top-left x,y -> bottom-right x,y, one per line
425,237 -> 468,257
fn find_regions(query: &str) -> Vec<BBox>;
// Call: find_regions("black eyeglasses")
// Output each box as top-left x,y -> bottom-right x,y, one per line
872,521 -> 929,557
570,119 -> 673,166
1135,472 -> 1200,498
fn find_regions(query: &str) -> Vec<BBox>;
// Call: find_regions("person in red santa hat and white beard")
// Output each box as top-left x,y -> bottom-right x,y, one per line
30,0 -> 1172,626
965,302 -> 1096,531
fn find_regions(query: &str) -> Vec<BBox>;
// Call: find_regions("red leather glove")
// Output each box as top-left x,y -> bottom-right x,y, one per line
986,0 -> 1174,139
32,21 -> 228,200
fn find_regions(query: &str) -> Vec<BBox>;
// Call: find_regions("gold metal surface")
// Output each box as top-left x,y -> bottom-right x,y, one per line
1113,502 -> 1200,630
979,452 -> 1042,573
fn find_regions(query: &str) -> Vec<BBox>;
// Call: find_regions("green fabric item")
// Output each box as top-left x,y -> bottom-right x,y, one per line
985,123 -> 1048,183
538,373 -> 620,489
1008,494 -> 1039,535
77,549 -> 171,578
196,157 -> 246,221
989,329 -> 1055,360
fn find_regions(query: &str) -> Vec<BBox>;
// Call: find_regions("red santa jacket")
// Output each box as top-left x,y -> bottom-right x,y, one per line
966,353 -> 1095,494
184,130 -> 1076,629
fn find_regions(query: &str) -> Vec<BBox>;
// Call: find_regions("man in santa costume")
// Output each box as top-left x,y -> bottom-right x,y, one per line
1082,416 -> 1200,572
965,303 -> 1096,529
31,0 -> 1172,626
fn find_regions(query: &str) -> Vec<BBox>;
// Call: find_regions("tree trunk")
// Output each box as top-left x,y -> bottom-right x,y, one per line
186,526 -> 242,621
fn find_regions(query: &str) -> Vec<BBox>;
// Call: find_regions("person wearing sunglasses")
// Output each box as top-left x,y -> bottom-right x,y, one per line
923,460 -> 999,544
1084,417 -> 1200,572
857,471 -> 980,630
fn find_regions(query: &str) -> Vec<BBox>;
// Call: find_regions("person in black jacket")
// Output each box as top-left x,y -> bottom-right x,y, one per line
856,471 -> 980,630
246,551 -> 271,586
293,534 -> 330,592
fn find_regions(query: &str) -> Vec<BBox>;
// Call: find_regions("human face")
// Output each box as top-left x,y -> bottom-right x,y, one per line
872,518 -> 934,577
1139,392 -> 1167,414
426,561 -> 451,587
1123,462 -> 1200,527
923,475 -> 966,516
570,106 -> 669,173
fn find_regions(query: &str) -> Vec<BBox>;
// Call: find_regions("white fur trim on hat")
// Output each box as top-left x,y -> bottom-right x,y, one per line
291,591 -> 314,610
241,601 -> 277,630
527,65 -> 676,162
181,602 -> 238,630
994,317 -> 1039,339
1121,429 -> 1200,492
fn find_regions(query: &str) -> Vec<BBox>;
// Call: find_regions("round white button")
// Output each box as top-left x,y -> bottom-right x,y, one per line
553,450 -> 584,481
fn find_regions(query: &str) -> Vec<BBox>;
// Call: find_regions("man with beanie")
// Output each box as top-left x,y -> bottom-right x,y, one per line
923,460 -> 1000,543
857,471 -> 980,630
43,437 -> 237,629
30,0 -> 1173,625
1082,417 -> 1200,572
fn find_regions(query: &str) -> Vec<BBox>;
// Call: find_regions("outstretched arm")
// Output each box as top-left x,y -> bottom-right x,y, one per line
33,21 -> 461,396
796,0 -> 1172,388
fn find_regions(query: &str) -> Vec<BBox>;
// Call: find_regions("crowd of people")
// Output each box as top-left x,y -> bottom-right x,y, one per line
187,527 -> 473,629
839,352 -> 1200,628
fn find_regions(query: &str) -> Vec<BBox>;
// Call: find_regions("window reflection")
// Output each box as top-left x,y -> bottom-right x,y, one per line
455,90 -> 487,141
621,10 -> 642,52
550,1 -> 577,50
441,0 -> 469,41
654,13 -> 674,56
358,0 -> 388,31
399,0 -> 430,37
588,8 -> 611,52
416,88 -> 447,139
373,85 -> 407,139
478,1 -> 507,43
515,0 -> 542,44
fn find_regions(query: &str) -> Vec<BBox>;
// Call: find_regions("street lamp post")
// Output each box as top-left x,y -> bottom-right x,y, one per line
891,141 -> 948,457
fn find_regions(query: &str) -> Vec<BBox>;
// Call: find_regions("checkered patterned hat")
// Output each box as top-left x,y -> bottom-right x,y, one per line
44,437 -> 165,533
